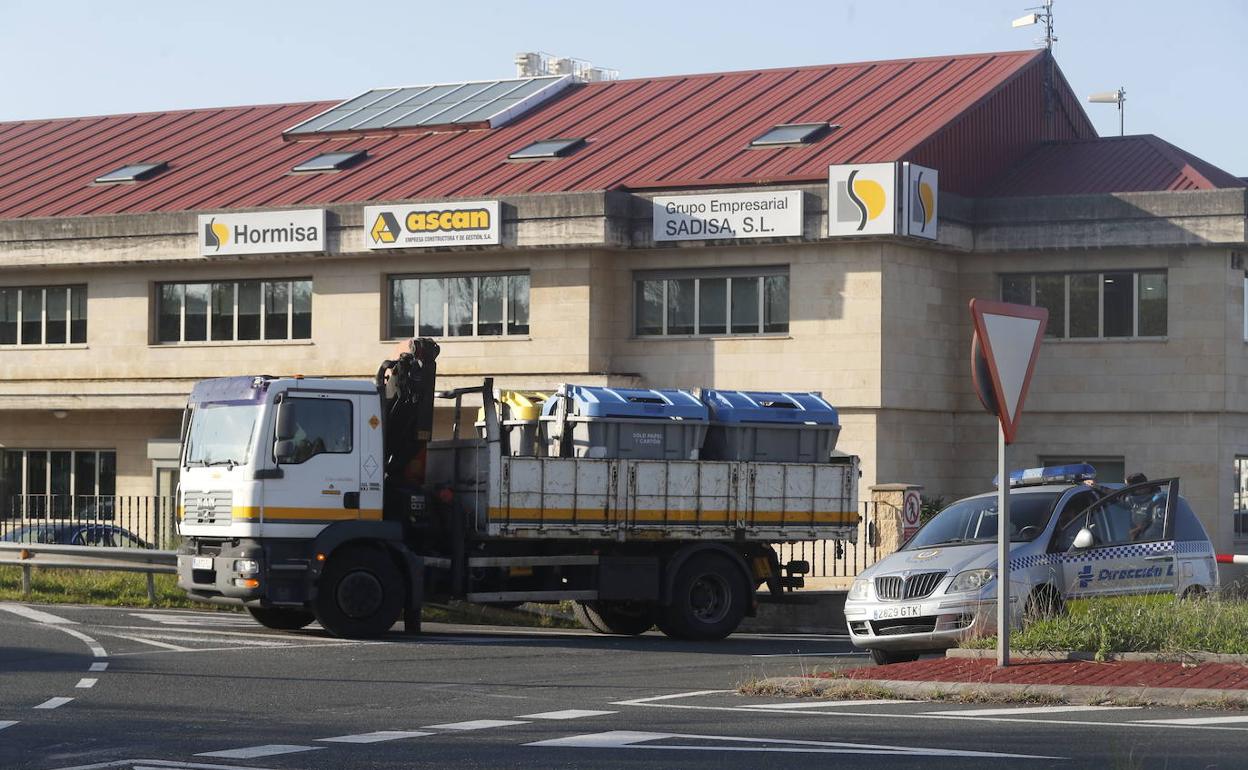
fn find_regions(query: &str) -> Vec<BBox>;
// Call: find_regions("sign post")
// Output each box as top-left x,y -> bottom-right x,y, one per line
969,300 -> 1048,667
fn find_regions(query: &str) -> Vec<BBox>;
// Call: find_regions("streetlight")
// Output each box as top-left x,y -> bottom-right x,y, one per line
1089,88 -> 1127,136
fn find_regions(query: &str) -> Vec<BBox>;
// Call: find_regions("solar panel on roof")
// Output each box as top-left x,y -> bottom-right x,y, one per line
94,161 -> 168,184
284,75 -> 575,136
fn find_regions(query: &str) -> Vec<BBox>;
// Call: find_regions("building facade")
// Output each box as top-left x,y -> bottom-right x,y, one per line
1,50 -> 1246,552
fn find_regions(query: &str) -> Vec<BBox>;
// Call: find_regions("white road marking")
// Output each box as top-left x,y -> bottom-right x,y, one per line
130,612 -> 257,627
519,709 -> 618,720
34,697 -> 73,709
0,720 -> 17,731
53,626 -> 108,658
1135,715 -> 1248,726
612,689 -> 734,705
46,759 -> 278,770
318,730 -> 433,743
925,705 -> 1142,717
525,730 -> 1061,759
99,630 -> 291,648
103,633 -> 193,652
196,745 -> 324,759
0,603 -> 76,624
423,719 -> 529,731
108,640 -> 367,658
747,700 -> 914,710
89,662 -> 109,672
75,678 -> 97,689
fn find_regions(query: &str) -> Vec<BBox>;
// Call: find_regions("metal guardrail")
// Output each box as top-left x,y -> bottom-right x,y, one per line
0,542 -> 176,602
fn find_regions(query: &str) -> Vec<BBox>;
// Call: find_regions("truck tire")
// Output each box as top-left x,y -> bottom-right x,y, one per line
313,545 -> 404,639
247,606 -> 315,630
659,552 -> 748,641
572,601 -> 655,636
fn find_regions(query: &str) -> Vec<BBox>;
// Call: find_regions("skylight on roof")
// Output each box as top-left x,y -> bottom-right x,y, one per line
508,137 -> 585,160
284,75 -> 575,136
749,123 -> 836,147
291,150 -> 367,173
94,161 -> 168,184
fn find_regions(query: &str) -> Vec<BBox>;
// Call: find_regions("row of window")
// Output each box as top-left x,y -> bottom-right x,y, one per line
1001,271 -> 1167,339
1,449 -> 117,517
1234,456 -> 1248,541
0,286 -> 87,345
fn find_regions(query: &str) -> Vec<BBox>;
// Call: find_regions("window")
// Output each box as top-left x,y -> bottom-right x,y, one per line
0,449 -> 116,518
1042,457 -> 1125,485
634,268 -> 788,337
508,137 -> 585,160
1079,481 -> 1172,546
1000,271 -> 1166,339
0,286 -> 86,346
1234,456 -> 1248,541
94,162 -> 167,184
750,123 -> 836,147
276,398 -> 352,464
291,150 -> 367,173
387,273 -> 529,338
156,279 -> 311,343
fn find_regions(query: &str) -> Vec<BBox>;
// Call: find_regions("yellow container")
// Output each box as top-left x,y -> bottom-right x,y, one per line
499,391 -> 549,421
477,391 -> 550,456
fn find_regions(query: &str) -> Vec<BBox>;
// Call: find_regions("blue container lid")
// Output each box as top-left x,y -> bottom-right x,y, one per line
541,385 -> 708,420
702,390 -> 839,425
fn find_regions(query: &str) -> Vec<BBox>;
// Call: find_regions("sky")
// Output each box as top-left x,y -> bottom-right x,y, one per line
1,0 -> 1244,175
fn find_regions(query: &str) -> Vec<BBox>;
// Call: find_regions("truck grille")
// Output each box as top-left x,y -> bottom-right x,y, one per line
182,491 -> 233,526
874,571 -> 947,601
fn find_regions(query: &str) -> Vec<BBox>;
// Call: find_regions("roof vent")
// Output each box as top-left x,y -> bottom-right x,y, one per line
292,150 -> 368,173
750,123 -> 837,148
508,137 -> 586,161
284,76 -> 575,137
94,161 -> 168,184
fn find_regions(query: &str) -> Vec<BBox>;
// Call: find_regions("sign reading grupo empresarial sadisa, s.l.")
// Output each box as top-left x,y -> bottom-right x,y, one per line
652,190 -> 803,242
198,209 -> 325,256
827,162 -> 938,240
365,201 -> 500,249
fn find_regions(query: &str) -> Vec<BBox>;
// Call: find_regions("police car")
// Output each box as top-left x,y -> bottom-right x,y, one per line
843,464 -> 1218,665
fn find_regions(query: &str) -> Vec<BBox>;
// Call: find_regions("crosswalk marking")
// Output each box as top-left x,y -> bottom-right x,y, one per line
924,705 -> 1141,717
318,730 -> 434,743
0,721 -> 17,731
130,612 -> 257,627
1135,715 -> 1248,726
0,604 -> 76,625
519,710 -> 617,720
34,698 -> 73,710
423,719 -> 529,731
747,700 -> 914,710
196,744 -> 324,758
75,678 -> 97,689
89,662 -> 109,672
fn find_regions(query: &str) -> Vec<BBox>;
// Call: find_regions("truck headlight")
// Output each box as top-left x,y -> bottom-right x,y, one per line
948,568 -> 995,594
233,559 -> 259,574
847,579 -> 870,601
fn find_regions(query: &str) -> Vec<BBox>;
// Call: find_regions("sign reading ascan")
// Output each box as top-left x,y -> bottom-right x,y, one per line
653,191 -> 803,242
365,201 -> 500,249
198,209 -> 325,257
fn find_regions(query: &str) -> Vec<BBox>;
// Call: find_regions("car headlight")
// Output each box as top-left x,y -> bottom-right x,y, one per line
233,559 -> 259,574
847,578 -> 870,601
948,568 -> 995,593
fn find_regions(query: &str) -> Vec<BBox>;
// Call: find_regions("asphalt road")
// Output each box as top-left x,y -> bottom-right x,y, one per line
1,602 -> 1245,769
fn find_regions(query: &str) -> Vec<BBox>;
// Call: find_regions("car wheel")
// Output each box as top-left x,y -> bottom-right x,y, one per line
870,648 -> 920,666
1024,585 -> 1065,622
1180,584 -> 1207,600
313,545 -> 404,639
247,606 -> 316,630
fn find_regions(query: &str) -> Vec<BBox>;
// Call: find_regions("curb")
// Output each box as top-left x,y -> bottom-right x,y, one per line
947,648 -> 1248,664
754,676 -> 1248,708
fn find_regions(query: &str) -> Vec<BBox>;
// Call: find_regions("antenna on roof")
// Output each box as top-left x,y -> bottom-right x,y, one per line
1088,87 -> 1126,136
515,52 -> 618,82
1012,0 -> 1058,141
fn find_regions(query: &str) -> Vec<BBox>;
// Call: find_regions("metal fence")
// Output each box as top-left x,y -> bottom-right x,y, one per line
0,495 -> 178,551
777,499 -> 892,579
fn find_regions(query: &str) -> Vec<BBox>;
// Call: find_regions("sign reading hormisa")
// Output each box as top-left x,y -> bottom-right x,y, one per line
197,210 -> 326,256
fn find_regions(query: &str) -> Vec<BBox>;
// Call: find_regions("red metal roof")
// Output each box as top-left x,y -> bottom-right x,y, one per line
983,135 -> 1247,197
0,50 -> 1143,220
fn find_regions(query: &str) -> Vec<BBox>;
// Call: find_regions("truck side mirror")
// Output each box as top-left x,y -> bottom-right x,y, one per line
1072,527 -> 1095,550
275,400 -> 296,441
274,439 -> 298,465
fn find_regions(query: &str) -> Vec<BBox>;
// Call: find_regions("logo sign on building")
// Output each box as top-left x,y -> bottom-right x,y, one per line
364,201 -> 500,249
828,162 -> 897,237
198,210 -> 325,256
652,191 -> 803,242
969,299 -> 1049,444
902,162 -> 938,240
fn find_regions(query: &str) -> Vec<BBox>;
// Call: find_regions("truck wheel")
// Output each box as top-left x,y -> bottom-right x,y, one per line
660,552 -> 748,641
313,545 -> 404,639
247,606 -> 315,630
870,648 -> 921,665
573,601 -> 655,636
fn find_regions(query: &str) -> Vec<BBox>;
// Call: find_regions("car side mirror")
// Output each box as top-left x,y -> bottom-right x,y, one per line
1072,527 -> 1095,550
274,439 -> 297,465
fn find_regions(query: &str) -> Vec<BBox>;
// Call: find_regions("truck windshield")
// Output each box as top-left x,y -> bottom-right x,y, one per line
904,492 -> 1060,549
184,403 -> 261,467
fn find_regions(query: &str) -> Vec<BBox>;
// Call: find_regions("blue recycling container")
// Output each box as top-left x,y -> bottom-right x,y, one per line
541,385 -> 708,460
700,389 -> 841,463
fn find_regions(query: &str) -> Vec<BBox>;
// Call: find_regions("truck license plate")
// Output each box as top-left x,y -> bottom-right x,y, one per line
192,556 -> 213,570
873,604 -> 921,620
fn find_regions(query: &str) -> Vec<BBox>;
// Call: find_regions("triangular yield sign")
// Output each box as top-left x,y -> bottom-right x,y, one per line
970,299 -> 1048,444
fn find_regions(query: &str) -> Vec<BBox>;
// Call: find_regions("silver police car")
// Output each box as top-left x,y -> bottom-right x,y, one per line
844,464 -> 1218,665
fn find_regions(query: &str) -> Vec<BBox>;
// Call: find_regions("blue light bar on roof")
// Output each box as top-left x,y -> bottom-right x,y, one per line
993,463 -> 1097,488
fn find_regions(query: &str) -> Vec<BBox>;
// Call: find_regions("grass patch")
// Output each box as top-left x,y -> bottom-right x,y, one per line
0,565 -> 210,609
962,594 -> 1248,658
